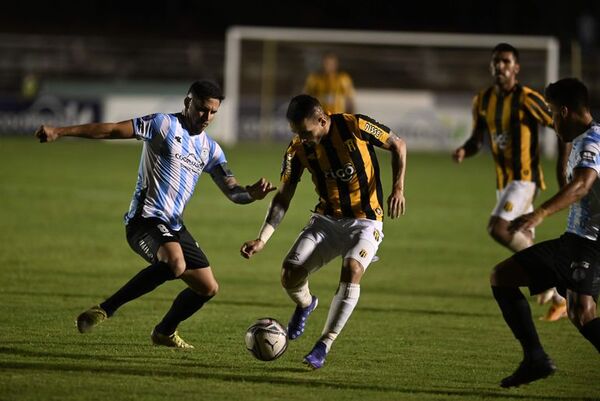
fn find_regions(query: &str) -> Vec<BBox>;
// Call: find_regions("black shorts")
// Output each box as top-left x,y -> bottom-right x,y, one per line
125,216 -> 210,269
514,233 -> 600,300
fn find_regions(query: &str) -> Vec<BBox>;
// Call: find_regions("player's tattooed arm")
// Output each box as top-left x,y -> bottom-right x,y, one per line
265,180 -> 297,228
240,180 -> 297,258
210,163 -> 275,204
385,132 -> 407,218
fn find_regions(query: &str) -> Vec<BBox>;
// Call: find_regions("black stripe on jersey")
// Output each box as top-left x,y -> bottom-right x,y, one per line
481,87 -> 493,114
527,92 -> 552,119
320,131 -> 354,217
510,85 -> 523,180
333,115 -> 377,220
303,143 -> 333,216
367,144 -> 384,212
529,119 -> 540,186
494,91 -> 508,187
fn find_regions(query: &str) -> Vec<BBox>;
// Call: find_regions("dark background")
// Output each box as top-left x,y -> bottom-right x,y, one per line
4,1 -> 599,43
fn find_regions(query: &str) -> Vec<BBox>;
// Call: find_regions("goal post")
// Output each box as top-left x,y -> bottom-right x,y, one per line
222,26 -> 559,155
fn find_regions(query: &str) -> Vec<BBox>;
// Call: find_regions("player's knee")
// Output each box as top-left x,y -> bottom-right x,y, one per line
203,281 -> 219,297
490,260 -> 510,286
488,223 -> 508,244
281,261 -> 307,289
167,258 -> 186,278
568,300 -> 596,329
342,259 -> 364,282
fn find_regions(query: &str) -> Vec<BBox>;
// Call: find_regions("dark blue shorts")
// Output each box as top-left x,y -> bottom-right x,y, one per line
126,216 -> 210,269
513,233 -> 600,300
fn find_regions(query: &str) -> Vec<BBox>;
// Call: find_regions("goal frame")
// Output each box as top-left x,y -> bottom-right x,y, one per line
222,26 -> 559,150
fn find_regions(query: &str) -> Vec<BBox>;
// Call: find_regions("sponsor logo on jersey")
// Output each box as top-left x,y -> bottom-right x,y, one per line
324,162 -> 356,182
361,120 -> 386,140
494,131 -> 509,150
503,201 -> 513,212
580,150 -> 596,163
176,152 -> 204,174
200,147 -> 210,163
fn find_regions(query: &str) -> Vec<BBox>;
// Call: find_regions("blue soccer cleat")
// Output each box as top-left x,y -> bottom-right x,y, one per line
287,295 -> 318,340
303,341 -> 327,369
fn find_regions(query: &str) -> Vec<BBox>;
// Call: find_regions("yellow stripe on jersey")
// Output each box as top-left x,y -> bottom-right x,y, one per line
280,113 -> 390,221
473,84 -> 552,190
358,117 -> 391,145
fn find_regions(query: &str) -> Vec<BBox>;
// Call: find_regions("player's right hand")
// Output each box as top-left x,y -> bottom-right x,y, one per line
240,239 -> 265,259
452,147 -> 465,163
35,125 -> 59,143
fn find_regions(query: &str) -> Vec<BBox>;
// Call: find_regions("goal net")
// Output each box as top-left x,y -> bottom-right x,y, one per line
221,26 -> 559,154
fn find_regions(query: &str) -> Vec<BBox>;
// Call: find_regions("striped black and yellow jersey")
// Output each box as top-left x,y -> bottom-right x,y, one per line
472,84 -> 553,190
304,72 -> 355,114
281,114 -> 391,222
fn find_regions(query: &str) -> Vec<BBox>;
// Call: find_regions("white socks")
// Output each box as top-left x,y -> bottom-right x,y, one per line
320,282 -> 360,352
285,281 -> 313,308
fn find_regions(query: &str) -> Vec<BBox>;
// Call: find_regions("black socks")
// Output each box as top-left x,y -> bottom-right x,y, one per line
155,288 -> 214,335
580,317 -> 600,352
492,286 -> 545,360
101,262 -> 176,316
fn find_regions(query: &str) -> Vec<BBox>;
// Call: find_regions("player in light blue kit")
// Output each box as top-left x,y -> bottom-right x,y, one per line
35,80 -> 276,348
490,78 -> 600,388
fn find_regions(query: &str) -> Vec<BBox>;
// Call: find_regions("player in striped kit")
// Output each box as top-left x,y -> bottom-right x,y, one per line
491,78 -> 600,387
241,94 -> 407,369
35,80 -> 275,348
453,43 -> 570,321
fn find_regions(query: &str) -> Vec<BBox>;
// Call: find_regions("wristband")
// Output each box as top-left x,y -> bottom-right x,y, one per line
258,222 -> 275,243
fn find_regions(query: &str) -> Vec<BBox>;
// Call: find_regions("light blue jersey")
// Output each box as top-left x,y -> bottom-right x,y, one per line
566,122 -> 600,240
124,113 -> 226,231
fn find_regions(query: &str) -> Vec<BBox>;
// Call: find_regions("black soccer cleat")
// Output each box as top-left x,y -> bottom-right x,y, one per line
500,355 -> 556,388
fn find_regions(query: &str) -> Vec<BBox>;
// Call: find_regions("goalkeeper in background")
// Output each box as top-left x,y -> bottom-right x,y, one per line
304,52 -> 356,114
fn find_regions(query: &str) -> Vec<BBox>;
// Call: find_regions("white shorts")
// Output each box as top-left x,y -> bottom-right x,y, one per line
283,214 -> 384,274
491,181 -> 538,221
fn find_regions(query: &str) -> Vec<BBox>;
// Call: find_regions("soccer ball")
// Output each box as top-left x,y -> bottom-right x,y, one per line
244,318 -> 288,361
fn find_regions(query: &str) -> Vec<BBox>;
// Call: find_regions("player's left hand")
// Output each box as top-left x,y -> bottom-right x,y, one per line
387,189 -> 405,219
246,178 -> 276,200
508,211 -> 544,234
35,125 -> 59,143
240,239 -> 265,259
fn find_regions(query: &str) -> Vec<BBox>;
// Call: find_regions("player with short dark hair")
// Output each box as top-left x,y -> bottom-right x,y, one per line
490,77 -> 600,387
35,80 -> 276,348
241,94 -> 407,369
452,43 -> 570,321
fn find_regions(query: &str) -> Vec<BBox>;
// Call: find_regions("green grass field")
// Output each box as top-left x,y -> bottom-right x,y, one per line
0,137 -> 598,401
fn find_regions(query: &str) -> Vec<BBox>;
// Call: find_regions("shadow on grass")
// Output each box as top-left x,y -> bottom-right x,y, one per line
0,289 -> 287,309
358,305 -> 491,318
0,359 -> 592,401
